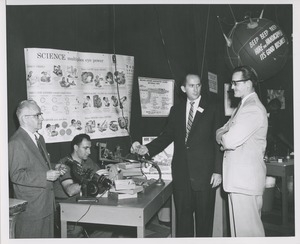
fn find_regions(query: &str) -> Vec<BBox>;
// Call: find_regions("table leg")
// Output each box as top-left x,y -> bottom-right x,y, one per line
171,195 -> 176,237
282,175 -> 288,225
61,220 -> 67,238
9,216 -> 16,238
137,226 -> 145,238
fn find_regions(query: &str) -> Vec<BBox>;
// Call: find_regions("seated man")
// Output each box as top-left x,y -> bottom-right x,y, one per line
54,133 -> 112,238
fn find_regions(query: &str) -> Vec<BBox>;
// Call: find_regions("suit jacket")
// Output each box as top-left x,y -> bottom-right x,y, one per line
216,93 -> 268,195
147,96 -> 223,191
9,127 -> 54,220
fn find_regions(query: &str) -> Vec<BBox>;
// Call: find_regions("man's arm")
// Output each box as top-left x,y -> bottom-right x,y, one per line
61,179 -> 81,197
221,105 -> 265,150
9,140 -> 49,188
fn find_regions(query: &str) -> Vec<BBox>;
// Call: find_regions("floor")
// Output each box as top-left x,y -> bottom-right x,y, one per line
261,189 -> 295,237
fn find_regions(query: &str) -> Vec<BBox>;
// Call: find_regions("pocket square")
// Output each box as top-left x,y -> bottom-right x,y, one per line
197,107 -> 204,113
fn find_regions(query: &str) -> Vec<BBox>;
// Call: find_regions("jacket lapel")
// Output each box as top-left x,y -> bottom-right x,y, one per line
19,128 -> 50,169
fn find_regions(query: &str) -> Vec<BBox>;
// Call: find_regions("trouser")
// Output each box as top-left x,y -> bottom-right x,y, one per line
173,186 -> 216,237
15,213 -> 54,238
228,192 -> 265,237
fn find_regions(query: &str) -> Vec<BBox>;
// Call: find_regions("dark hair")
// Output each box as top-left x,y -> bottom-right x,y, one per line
71,133 -> 91,151
232,65 -> 259,87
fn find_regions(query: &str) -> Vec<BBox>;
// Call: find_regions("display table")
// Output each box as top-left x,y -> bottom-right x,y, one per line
266,159 -> 294,226
60,180 -> 174,238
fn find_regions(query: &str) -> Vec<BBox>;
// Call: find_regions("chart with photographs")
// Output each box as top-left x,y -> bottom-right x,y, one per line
24,48 -> 134,143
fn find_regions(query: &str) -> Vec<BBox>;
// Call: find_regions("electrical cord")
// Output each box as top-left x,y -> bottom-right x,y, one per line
153,6 -> 179,96
75,189 -> 109,226
200,5 -> 210,82
111,5 -> 133,146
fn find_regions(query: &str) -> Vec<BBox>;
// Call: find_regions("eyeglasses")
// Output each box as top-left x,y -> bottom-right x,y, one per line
24,112 -> 43,119
230,79 -> 249,86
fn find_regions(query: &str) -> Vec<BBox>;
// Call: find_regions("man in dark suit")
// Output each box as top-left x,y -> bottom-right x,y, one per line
131,74 -> 223,237
9,100 -> 64,238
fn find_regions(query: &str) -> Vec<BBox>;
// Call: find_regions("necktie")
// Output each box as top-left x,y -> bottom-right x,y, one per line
34,134 -> 50,168
185,101 -> 195,142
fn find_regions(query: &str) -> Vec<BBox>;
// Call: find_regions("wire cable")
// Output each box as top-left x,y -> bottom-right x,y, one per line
229,5 -> 237,24
76,204 -> 92,223
200,5 -> 210,81
154,6 -> 179,93
111,5 -> 133,146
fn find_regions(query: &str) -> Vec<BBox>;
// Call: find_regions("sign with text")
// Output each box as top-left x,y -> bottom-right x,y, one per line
138,77 -> 174,117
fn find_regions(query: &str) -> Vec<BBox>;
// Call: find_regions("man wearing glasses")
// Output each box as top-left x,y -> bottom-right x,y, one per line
9,100 -> 64,238
216,66 -> 268,237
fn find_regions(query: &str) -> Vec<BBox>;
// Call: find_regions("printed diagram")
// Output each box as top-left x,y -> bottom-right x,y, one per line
114,71 -> 126,84
83,96 -> 92,108
105,72 -> 114,84
93,95 -> 102,108
26,71 -> 39,86
59,77 -> 76,88
46,123 -> 60,137
66,66 -> 78,78
102,97 -> 110,107
109,121 -> 118,132
94,75 -> 103,87
97,120 -> 108,132
111,96 -> 119,107
41,71 -> 51,82
81,72 -> 94,84
85,120 -> 96,133
70,119 -> 82,130
140,90 -> 151,104
118,117 -> 128,129
53,65 -> 63,77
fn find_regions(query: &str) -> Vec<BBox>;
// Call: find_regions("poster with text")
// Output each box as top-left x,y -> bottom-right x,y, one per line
138,77 -> 174,117
208,71 -> 218,94
25,48 -> 134,143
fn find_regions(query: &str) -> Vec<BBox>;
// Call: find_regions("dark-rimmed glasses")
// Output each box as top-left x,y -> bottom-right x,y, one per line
230,79 -> 249,86
24,112 -> 43,119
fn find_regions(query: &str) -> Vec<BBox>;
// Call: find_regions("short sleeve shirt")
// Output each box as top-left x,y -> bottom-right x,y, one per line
54,156 -> 100,200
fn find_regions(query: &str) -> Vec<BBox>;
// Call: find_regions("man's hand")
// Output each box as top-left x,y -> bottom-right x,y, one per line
130,141 -> 149,155
46,170 -> 61,181
55,163 -> 68,175
210,173 -> 222,188
216,126 -> 229,144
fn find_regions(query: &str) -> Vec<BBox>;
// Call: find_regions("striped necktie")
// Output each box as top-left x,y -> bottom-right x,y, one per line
185,101 -> 195,142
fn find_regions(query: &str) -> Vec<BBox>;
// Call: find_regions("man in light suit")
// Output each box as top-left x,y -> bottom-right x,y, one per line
9,100 -> 64,238
216,65 -> 268,237
131,74 -> 223,237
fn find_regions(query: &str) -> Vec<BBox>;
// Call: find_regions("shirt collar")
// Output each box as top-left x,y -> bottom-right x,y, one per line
21,126 -> 38,145
187,95 -> 201,107
241,92 -> 255,105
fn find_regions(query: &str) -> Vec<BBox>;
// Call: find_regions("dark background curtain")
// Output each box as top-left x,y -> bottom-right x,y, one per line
7,4 -> 293,166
